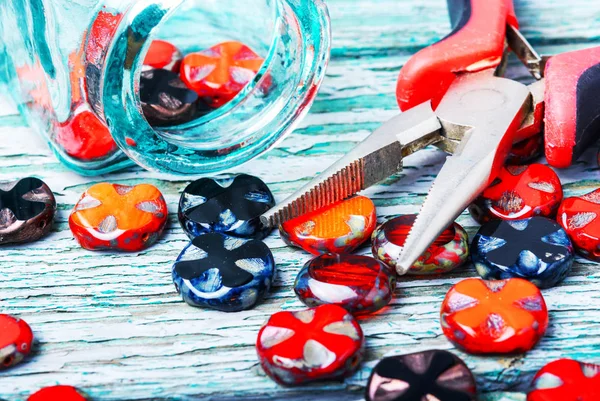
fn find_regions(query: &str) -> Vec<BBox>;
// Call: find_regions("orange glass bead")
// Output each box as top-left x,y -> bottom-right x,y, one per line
180,41 -> 264,107
440,278 -> 548,354
280,196 -> 377,255
69,183 -> 168,252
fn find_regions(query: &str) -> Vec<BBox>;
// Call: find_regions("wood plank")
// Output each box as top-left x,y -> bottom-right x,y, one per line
1,0 -> 600,399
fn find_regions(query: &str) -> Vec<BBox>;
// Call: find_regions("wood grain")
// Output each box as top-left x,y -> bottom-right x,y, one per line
1,0 -> 600,399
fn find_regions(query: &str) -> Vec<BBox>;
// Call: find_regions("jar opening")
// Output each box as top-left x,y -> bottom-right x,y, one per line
138,0 -> 277,130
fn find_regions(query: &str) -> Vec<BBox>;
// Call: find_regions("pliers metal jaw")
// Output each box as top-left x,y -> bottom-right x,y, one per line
261,49 -> 542,272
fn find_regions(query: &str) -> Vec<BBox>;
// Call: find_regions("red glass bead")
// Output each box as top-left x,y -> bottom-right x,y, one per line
69,183 -> 168,252
0,314 -> 33,370
440,278 -> 548,354
52,10 -> 121,162
469,164 -> 563,224
256,304 -> 364,385
557,188 -> 600,261
180,41 -> 264,108
280,196 -> 376,255
28,386 -> 89,401
143,40 -> 182,72
294,254 -> 396,315
371,214 -> 469,275
86,10 -> 123,65
528,359 -> 600,401
506,134 -> 544,165
55,106 -> 117,161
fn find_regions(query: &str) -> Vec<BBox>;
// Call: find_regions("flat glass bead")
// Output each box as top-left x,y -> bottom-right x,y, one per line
55,107 -> 117,161
506,134 -> 544,165
178,174 -> 275,240
143,40 -> 182,72
280,196 -> 376,255
256,304 -> 364,385
472,217 -> 574,288
180,41 -> 264,108
69,183 -> 168,251
294,254 -> 396,315
557,188 -> 600,261
528,359 -> 600,401
371,214 -> 469,275
469,164 -> 563,224
0,177 -> 56,245
172,233 -> 274,312
440,278 -> 548,354
28,386 -> 89,401
140,69 -> 200,126
0,314 -> 33,370
366,350 -> 476,401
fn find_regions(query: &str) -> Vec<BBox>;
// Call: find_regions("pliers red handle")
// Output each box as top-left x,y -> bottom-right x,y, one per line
397,0 -> 600,168
545,48 -> 600,167
396,0 -> 518,111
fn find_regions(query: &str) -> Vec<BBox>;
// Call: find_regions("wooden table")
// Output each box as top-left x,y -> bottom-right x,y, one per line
2,0 -> 600,399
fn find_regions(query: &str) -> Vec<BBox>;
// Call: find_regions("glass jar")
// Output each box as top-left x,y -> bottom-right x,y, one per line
0,0 -> 330,175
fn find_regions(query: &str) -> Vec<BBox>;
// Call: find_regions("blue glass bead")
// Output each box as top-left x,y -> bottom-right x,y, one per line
172,233 -> 275,312
178,174 -> 275,240
472,217 -> 574,288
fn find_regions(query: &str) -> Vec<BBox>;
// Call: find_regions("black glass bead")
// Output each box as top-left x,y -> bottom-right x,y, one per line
0,177 -> 56,245
140,69 -> 199,126
178,174 -> 275,240
366,350 -> 476,401
172,233 -> 275,312
472,217 -> 574,288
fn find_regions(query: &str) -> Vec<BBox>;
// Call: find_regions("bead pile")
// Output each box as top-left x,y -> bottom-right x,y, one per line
3,42 -> 600,400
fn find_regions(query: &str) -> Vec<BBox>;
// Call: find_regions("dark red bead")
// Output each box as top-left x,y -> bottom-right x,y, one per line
366,350 -> 477,401
28,386 -> 89,401
469,164 -> 563,224
440,278 -> 548,354
0,314 -> 33,370
528,359 -> 600,401
557,188 -> 600,261
294,254 -> 396,315
506,134 -> 544,165
280,196 -> 377,255
256,304 -> 364,385
0,177 -> 56,245
371,214 -> 469,275
69,183 -> 168,251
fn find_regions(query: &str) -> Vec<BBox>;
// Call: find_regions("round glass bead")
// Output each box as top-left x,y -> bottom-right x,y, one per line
472,217 -> 574,288
294,254 -> 396,315
371,214 -> 469,275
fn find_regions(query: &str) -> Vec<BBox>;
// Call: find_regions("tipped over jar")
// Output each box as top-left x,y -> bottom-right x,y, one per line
0,0 -> 330,175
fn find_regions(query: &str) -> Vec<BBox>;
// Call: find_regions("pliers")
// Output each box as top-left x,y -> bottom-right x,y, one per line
261,0 -> 600,274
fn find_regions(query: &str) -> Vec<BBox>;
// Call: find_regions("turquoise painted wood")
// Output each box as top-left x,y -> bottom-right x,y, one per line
1,0 -> 600,399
